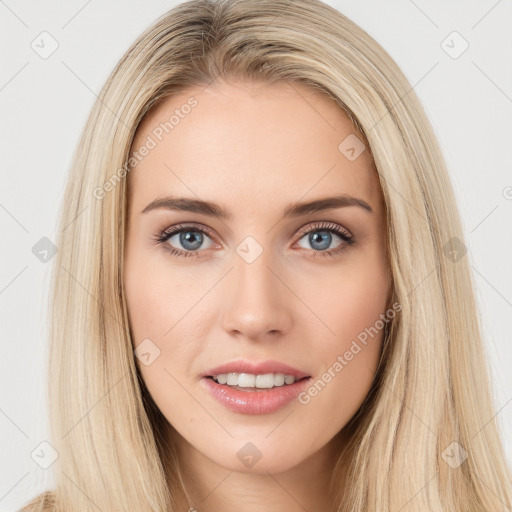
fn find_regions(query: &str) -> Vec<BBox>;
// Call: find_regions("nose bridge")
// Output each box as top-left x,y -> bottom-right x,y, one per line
235,244 -> 275,299
221,236 -> 291,339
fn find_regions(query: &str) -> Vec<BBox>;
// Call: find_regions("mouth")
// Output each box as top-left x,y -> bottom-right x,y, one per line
200,373 -> 313,414
204,374 -> 311,392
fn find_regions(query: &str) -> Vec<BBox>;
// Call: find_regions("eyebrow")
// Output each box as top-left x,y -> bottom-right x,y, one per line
141,194 -> 373,218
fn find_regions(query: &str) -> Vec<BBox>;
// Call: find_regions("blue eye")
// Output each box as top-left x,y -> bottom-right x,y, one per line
155,221 -> 354,259
295,221 -> 354,257
155,224 -> 215,258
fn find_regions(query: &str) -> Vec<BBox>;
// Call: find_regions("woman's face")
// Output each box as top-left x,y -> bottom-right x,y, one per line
124,79 -> 391,475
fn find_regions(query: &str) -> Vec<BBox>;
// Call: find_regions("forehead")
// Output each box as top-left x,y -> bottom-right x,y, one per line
127,79 -> 380,214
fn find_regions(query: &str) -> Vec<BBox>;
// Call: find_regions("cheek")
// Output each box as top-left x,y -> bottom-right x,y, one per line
123,245 -> 216,410
124,243 -> 204,342
301,245 -> 390,342
295,250 -> 390,423
123,259 -> 196,429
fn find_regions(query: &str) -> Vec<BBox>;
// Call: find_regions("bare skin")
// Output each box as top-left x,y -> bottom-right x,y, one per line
123,79 -> 392,512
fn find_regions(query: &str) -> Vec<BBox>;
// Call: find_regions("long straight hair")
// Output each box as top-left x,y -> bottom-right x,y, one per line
22,0 -> 512,510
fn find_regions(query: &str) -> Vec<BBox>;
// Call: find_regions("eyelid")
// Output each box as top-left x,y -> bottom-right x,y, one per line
159,222 -> 217,241
295,221 -> 353,241
158,221 -> 352,245
156,220 -> 354,258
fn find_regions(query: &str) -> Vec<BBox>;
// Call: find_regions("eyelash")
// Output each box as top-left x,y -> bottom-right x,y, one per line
153,221 -> 354,259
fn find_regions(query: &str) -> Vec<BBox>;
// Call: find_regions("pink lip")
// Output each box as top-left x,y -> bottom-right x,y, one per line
201,359 -> 310,380
200,358 -> 312,415
200,375 -> 312,415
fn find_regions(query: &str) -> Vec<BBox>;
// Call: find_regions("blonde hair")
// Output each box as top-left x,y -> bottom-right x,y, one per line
21,0 -> 512,510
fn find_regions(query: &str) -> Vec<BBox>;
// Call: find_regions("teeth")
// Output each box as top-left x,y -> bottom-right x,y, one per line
213,372 -> 299,388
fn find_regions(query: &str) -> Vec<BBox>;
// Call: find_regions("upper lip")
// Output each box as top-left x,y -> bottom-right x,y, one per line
202,359 -> 311,380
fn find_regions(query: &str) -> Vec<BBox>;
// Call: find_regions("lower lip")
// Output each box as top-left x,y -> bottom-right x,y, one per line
200,376 -> 312,415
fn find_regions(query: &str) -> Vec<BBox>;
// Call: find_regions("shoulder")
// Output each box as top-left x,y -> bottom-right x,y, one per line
19,490 -> 56,511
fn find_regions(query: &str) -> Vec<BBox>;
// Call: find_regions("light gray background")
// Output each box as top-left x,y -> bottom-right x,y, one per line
1,1 -> 511,510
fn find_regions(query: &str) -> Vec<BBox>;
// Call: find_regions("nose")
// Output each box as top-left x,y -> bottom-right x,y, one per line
221,248 -> 292,342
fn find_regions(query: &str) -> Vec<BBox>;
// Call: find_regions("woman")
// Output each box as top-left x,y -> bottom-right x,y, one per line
21,0 -> 512,510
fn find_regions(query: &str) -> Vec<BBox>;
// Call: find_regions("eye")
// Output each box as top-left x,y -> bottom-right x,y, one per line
154,224 -> 217,258
154,221 -> 354,259
295,221 -> 354,257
